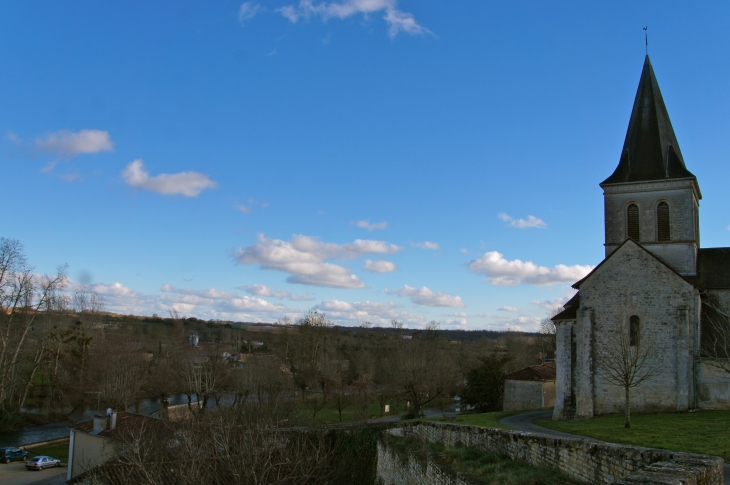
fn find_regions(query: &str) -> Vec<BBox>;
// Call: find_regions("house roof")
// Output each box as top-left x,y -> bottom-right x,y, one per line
692,248 -> 730,289
504,362 -> 556,382
71,412 -> 161,439
601,56 -> 698,191
552,293 -> 579,321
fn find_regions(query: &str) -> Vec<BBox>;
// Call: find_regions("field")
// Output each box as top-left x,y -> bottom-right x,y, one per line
27,441 -> 69,463
426,411 -> 518,429
535,410 -> 730,461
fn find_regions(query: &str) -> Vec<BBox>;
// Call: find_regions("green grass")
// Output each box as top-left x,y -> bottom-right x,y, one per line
426,411 -> 519,429
27,442 -> 69,463
384,435 -> 581,485
310,401 -> 408,424
535,410 -> 730,461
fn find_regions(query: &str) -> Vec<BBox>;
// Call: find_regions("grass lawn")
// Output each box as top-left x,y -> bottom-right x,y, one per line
27,442 -> 69,463
535,410 -> 730,461
311,401 -> 409,424
426,411 -> 519,430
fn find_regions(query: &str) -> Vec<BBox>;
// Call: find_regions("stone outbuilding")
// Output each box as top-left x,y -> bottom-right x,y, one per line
503,361 -> 556,411
552,55 -> 730,421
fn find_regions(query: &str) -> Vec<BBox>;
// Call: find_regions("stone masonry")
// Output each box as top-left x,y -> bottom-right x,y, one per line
386,422 -> 723,485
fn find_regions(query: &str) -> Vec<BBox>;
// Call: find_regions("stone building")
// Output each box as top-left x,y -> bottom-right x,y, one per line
503,361 -> 556,412
552,56 -> 730,421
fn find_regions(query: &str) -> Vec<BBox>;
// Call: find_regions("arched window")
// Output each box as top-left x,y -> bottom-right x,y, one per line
629,316 -> 640,347
657,202 -> 670,242
627,204 -> 640,241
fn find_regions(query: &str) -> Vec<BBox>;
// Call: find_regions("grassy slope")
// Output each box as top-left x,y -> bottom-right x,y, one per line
426,411 -> 518,429
535,410 -> 730,461
27,443 -> 69,463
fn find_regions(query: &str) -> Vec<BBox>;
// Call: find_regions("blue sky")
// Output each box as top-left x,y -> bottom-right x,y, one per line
2,1 -> 729,330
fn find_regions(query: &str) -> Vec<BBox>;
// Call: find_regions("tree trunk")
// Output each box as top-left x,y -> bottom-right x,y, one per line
624,386 -> 631,428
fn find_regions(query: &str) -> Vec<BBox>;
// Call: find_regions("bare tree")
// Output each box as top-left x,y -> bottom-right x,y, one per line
596,320 -> 661,428
0,238 -> 68,427
701,297 -> 730,373
390,319 -> 404,329
395,339 -> 458,418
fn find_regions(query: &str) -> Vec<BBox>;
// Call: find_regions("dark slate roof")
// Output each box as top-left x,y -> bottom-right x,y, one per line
693,248 -> 730,289
504,362 -> 556,382
551,293 -> 579,321
71,412 -> 162,439
602,56 -> 697,187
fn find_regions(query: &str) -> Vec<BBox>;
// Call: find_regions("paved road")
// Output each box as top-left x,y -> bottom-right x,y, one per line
498,410 -> 603,442
0,462 -> 66,485
499,410 -> 730,485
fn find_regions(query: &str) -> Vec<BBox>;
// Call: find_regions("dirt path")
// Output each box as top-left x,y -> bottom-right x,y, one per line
0,462 -> 66,485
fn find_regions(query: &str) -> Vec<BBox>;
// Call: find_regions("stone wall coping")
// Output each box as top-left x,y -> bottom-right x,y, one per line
393,421 -> 723,485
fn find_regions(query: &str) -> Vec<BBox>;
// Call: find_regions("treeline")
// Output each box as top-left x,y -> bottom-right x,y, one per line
0,237 -> 554,432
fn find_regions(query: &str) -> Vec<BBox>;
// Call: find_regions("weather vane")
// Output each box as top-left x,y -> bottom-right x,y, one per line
643,26 -> 648,55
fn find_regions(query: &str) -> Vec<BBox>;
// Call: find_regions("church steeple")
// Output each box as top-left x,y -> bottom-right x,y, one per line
602,55 -> 697,187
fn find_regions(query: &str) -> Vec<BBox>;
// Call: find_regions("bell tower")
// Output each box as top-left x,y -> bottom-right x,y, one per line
601,56 -> 701,275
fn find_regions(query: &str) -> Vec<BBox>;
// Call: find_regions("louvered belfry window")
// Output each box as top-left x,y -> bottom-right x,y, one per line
627,204 -> 640,241
657,202 -> 670,242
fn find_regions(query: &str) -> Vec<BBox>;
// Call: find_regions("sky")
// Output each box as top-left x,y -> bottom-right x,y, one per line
2,1 -> 730,331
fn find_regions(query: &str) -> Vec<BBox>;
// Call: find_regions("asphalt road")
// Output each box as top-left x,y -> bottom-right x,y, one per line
499,410 -> 730,485
0,462 -> 66,485
498,410 -> 603,442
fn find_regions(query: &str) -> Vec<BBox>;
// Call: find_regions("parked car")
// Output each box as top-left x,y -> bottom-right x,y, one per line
0,446 -> 28,464
25,456 -> 60,470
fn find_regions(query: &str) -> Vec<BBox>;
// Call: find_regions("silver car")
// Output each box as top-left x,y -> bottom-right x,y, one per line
25,455 -> 60,470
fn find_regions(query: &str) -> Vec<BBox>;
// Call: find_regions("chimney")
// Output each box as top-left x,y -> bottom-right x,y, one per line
92,416 -> 107,434
109,412 -> 117,431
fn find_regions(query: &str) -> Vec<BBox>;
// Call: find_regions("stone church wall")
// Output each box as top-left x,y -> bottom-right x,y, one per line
578,242 -> 698,415
385,422 -> 722,485
696,361 -> 730,409
603,180 -> 699,274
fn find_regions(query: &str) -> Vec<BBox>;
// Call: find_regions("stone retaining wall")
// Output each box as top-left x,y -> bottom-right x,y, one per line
387,422 -> 722,485
376,441 -> 470,485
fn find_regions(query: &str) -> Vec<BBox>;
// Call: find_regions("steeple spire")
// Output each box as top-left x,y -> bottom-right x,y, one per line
602,56 -> 696,186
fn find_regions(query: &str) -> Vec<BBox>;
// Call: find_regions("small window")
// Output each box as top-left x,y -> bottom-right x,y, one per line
627,204 -> 640,241
657,202 -> 670,242
629,316 -> 640,347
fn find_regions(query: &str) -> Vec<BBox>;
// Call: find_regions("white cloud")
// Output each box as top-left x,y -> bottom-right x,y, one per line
501,316 -> 542,332
386,284 -> 465,308
238,2 -> 261,23
318,299 -> 428,327
276,0 -> 430,38
237,204 -> 252,213
532,294 -> 574,313
241,284 -> 313,301
459,248 -> 469,255
498,213 -> 547,229
363,259 -> 397,273
467,250 -> 593,286
413,241 -> 440,250
235,234 -> 402,288
498,306 -> 519,312
122,160 -> 217,197
35,129 -> 114,157
160,284 -> 286,314
353,220 -> 388,231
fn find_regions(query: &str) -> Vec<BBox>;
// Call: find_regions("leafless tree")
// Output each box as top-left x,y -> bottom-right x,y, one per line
394,339 -> 458,418
538,307 -> 562,358
596,320 -> 661,428
390,319 -> 404,329
701,297 -> 730,374
86,410 -> 339,485
0,238 -> 68,427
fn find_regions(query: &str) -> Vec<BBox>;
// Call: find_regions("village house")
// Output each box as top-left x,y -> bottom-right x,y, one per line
502,362 -> 556,412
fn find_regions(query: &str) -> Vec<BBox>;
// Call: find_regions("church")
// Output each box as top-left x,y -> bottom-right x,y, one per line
552,55 -> 730,421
